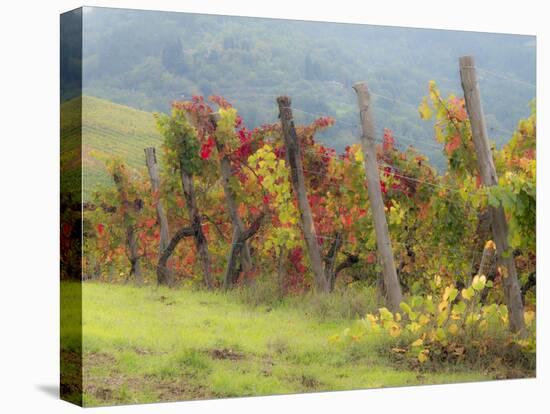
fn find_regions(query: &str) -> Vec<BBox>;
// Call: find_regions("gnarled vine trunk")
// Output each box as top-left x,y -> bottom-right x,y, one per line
156,226 -> 195,285
112,171 -> 143,286
144,147 -> 173,286
180,168 -> 213,289
223,213 -> 264,289
208,113 -> 253,288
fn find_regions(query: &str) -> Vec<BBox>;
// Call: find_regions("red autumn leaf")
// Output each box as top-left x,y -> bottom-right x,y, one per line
209,95 -> 232,109
96,223 -> 104,236
238,203 -> 247,218
234,115 -> 243,128
176,197 -> 185,208
200,136 -> 216,160
383,128 -> 396,152
366,253 -> 376,264
448,97 -> 467,122
445,133 -> 462,155
341,214 -> 352,229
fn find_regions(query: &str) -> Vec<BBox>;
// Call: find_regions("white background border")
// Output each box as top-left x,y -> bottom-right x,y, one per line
0,0 -> 547,412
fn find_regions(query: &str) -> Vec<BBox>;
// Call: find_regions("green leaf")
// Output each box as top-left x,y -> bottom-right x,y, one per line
472,275 -> 487,291
488,192 -> 500,208
452,301 -> 466,315
400,302 -> 412,316
379,307 -> 394,322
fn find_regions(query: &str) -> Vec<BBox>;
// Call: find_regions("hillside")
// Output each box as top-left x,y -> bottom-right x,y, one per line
61,96 -> 163,201
70,6 -> 536,170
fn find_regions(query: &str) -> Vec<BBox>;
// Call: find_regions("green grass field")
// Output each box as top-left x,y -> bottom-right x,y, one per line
61,282 -> 498,406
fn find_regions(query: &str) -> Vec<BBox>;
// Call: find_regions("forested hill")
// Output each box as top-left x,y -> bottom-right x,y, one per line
75,7 -> 535,169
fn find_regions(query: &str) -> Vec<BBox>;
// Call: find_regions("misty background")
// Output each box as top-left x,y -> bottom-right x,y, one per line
70,7 -> 535,169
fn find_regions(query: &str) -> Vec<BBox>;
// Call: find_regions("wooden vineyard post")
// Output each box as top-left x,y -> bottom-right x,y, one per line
459,55 -> 525,333
353,82 -> 403,312
277,96 -> 329,293
144,147 -> 173,285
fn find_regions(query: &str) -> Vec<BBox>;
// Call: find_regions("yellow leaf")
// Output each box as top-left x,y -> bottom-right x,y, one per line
484,240 -> 496,250
462,287 -> 474,300
479,319 -> 488,331
411,338 -> 424,347
418,96 -> 433,120
418,314 -> 430,326
435,126 -> 445,143
379,307 -> 394,321
407,322 -> 421,333
443,286 -> 458,302
448,323 -> 459,335
499,266 -> 509,279
524,310 -> 535,326
388,323 -> 401,338
516,340 -> 530,348
472,275 -> 487,291
453,346 -> 465,356
418,350 -> 428,363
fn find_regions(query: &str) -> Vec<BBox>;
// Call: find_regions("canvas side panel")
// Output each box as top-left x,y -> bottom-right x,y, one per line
60,7 -> 83,407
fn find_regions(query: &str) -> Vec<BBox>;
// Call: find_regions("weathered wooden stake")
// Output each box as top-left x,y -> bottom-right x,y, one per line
144,147 -> 172,285
459,55 -> 525,333
353,82 -> 403,311
277,96 -> 329,293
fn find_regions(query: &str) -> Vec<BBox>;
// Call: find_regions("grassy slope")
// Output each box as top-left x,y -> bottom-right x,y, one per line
61,95 -> 163,201
73,282 -> 490,407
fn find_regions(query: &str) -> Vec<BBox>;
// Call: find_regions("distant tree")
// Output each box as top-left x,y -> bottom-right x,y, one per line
304,54 -> 314,80
304,54 -> 322,80
223,36 -> 236,49
161,38 -> 186,76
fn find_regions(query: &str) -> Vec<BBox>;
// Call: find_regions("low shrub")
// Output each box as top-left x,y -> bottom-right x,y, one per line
331,275 -> 536,372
